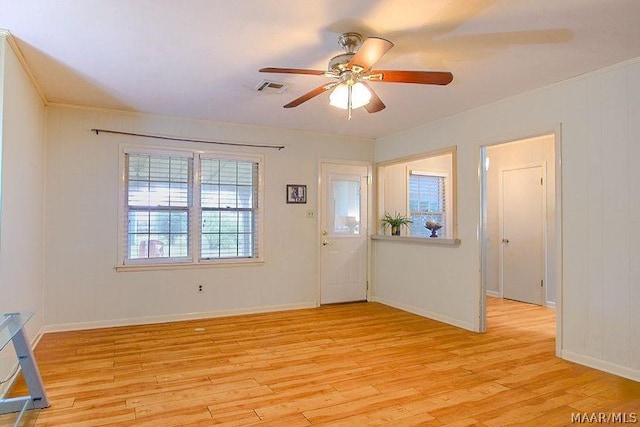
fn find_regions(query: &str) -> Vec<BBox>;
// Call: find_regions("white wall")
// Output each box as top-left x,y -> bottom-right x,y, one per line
485,135 -> 556,305
373,58 -> 640,381
43,105 -> 373,330
0,36 -> 47,392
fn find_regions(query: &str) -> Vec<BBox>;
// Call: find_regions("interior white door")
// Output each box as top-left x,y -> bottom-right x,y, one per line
320,162 -> 369,304
500,165 -> 544,305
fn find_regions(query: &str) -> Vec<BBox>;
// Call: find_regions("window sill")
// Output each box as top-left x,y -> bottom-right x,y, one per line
115,259 -> 265,272
371,235 -> 461,246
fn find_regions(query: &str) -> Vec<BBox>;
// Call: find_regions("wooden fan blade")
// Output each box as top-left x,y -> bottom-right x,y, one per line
348,37 -> 394,71
361,82 -> 385,113
369,70 -> 453,85
260,67 -> 326,76
283,82 -> 339,108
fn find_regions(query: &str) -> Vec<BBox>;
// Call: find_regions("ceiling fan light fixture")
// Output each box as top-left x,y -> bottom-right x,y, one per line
259,32 -> 453,117
329,82 -> 371,110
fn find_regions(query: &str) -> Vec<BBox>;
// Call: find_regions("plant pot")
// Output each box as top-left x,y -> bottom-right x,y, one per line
391,225 -> 400,236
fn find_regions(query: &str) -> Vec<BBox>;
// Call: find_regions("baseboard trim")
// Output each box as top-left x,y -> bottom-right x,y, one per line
562,350 -> 640,382
42,302 -> 317,333
371,296 -> 476,332
486,290 -> 501,298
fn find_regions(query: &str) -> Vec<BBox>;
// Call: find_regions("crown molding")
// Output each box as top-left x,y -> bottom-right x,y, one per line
0,29 -> 47,103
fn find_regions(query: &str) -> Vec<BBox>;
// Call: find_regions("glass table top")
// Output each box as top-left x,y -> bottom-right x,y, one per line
0,312 -> 35,351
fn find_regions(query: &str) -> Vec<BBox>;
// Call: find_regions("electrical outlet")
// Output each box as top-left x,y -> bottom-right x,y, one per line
197,284 -> 204,293
306,209 -> 315,218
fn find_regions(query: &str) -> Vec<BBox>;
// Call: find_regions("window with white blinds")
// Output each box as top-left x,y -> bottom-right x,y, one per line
408,172 -> 446,238
126,153 -> 192,262
200,158 -> 258,259
121,149 -> 262,266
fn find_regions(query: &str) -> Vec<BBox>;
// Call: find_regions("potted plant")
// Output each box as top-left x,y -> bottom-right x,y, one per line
381,212 -> 412,236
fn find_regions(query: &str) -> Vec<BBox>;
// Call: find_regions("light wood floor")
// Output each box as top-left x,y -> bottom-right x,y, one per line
3,298 -> 639,426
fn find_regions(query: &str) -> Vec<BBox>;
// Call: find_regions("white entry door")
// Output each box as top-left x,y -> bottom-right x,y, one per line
500,165 -> 545,305
320,162 -> 369,304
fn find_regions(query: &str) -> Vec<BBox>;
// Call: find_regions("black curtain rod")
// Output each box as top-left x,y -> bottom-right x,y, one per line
91,128 -> 285,151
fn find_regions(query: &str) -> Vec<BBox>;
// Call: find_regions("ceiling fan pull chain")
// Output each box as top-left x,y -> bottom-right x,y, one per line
348,84 -> 354,120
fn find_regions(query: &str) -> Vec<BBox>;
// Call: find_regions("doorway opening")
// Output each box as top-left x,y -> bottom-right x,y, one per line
480,132 -> 562,356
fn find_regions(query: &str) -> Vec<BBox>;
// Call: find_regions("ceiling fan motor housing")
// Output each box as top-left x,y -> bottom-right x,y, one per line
328,32 -> 364,73
328,53 -> 355,73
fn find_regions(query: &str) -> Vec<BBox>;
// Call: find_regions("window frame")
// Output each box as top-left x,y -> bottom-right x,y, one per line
117,145 -> 264,270
198,155 -> 259,261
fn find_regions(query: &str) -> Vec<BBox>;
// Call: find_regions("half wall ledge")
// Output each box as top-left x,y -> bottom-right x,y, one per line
371,235 -> 461,246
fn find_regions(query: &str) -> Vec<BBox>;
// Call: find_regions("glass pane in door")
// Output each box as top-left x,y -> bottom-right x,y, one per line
331,178 -> 361,235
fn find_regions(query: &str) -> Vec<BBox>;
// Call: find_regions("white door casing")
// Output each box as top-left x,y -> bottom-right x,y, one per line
319,162 -> 369,304
500,164 -> 545,305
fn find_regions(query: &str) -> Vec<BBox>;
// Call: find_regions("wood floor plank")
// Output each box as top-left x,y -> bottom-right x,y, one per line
254,385 -> 381,420
31,401 -> 135,427
311,401 -> 440,427
4,298 -> 639,426
301,388 -> 422,424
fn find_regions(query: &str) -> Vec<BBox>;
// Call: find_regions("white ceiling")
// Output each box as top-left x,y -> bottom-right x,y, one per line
2,0 -> 640,139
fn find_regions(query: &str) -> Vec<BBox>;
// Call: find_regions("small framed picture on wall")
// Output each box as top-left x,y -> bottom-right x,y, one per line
286,184 -> 307,204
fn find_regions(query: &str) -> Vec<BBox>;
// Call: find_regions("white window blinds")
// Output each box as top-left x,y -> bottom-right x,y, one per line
408,172 -> 446,237
125,153 -> 193,262
121,149 -> 262,266
200,158 -> 259,259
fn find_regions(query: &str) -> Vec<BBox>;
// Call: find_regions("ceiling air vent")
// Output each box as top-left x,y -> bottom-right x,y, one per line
255,80 -> 288,94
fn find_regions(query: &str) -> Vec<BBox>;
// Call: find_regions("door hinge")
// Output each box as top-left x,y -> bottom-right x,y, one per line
541,279 -> 544,287
540,177 -> 543,185
366,280 -> 369,291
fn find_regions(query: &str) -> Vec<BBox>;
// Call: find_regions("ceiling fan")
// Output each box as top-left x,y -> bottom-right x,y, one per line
260,32 -> 453,119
